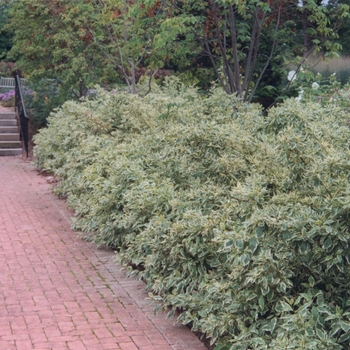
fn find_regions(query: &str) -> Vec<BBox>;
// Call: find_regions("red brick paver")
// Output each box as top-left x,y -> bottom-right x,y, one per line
0,157 -> 207,350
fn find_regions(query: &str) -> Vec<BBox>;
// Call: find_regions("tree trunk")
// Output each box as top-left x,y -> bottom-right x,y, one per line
302,11 -> 312,57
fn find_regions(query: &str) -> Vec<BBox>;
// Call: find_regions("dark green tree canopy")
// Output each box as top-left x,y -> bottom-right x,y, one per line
0,3 -> 13,60
6,0 -> 350,102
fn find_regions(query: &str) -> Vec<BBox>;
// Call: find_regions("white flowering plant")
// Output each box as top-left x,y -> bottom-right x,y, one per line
285,67 -> 350,109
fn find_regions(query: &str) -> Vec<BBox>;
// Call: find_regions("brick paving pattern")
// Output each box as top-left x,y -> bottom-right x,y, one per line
0,156 -> 207,350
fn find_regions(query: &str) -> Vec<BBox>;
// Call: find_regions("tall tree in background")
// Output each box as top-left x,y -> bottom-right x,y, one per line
327,0 -> 350,55
7,0 -> 116,97
82,0 -> 164,94
0,2 -> 12,60
7,0 -> 349,102
153,0 -> 349,102
7,0 -> 165,95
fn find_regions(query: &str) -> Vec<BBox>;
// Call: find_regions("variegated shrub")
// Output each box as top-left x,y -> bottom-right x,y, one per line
34,79 -> 350,349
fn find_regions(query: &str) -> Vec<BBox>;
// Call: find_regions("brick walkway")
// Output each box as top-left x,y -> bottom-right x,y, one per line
0,156 -> 207,350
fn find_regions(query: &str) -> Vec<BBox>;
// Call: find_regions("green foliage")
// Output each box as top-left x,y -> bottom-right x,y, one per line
299,55 -> 350,89
24,79 -> 73,128
0,3 -> 12,59
6,0 -> 167,95
287,69 -> 350,111
6,0 -> 349,104
7,0 -> 117,96
148,0 -> 349,103
0,60 -> 14,76
329,0 -> 350,56
34,79 -> 350,349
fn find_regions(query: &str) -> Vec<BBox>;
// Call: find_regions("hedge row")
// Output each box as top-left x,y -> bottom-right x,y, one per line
34,79 -> 350,349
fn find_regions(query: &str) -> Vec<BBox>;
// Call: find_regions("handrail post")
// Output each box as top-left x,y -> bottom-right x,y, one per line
14,75 -> 29,157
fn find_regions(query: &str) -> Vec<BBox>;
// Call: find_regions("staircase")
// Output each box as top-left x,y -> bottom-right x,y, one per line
0,109 -> 22,156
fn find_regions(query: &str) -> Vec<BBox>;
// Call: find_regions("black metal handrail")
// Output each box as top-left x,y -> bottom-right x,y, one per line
14,75 -> 29,157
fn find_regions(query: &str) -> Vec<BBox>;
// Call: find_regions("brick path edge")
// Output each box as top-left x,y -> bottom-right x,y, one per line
0,157 -> 208,350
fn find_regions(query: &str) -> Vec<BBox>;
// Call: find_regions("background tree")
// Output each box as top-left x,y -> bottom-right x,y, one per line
7,0 -> 349,104
151,0 -> 349,104
78,0 -> 166,94
7,0 -> 167,95
7,0 -> 110,97
0,2 -> 13,60
327,0 -> 350,56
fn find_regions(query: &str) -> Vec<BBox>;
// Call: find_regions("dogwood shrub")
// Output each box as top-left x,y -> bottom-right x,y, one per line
34,79 -> 350,349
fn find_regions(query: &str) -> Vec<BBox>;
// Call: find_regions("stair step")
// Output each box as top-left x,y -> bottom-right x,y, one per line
0,112 -> 16,119
0,111 -> 23,156
0,119 -> 17,126
0,133 -> 20,141
0,126 -> 19,133
0,148 -> 22,156
0,141 -> 21,148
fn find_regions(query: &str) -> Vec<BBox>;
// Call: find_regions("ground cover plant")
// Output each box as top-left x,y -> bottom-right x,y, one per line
34,79 -> 350,349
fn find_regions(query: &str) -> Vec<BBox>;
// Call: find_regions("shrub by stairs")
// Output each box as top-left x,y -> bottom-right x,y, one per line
0,110 -> 22,156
